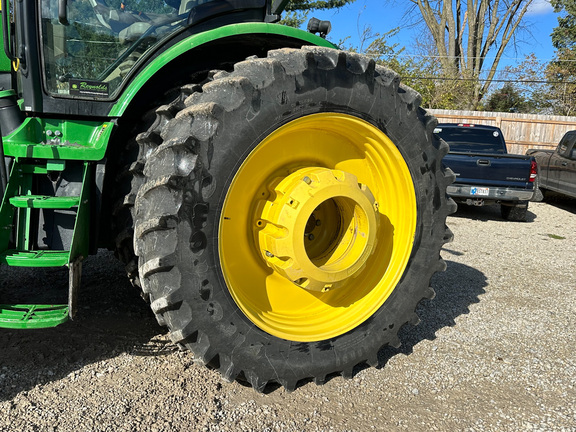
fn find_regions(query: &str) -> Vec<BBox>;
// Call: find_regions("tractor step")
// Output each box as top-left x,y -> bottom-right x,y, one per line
0,304 -> 69,329
0,160 -> 90,322
0,250 -> 70,267
9,195 -> 80,209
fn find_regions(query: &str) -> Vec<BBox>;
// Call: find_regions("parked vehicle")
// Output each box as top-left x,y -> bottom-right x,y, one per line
526,131 -> 576,199
435,123 -> 537,221
0,0 -> 454,391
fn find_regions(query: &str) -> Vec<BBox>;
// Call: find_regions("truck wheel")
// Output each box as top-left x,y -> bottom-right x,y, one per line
501,201 -> 529,221
133,47 -> 455,391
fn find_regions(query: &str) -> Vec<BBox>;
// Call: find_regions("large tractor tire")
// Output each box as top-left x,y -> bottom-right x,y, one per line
133,46 -> 455,391
111,80 -> 205,292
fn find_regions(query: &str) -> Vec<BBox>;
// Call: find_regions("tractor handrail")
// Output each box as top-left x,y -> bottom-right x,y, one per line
58,0 -> 69,25
1,0 -> 17,62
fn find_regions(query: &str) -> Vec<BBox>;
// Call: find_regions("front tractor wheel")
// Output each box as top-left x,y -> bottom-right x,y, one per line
133,47 -> 454,391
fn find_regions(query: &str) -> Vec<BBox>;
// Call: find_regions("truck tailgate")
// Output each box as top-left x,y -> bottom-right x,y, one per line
445,152 -> 534,188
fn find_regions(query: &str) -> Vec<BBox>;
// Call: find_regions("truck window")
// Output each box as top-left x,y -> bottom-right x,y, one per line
558,131 -> 576,155
434,127 -> 506,153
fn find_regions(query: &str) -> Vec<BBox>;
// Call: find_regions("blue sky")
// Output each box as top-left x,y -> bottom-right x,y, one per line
305,0 -> 559,71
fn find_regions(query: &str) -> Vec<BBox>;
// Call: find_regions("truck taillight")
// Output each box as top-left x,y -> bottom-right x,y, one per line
530,160 -> 537,182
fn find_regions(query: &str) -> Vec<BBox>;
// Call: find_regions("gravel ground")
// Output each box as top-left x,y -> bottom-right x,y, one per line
0,197 -> 575,432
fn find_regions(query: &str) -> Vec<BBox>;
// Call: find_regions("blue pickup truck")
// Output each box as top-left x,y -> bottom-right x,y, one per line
435,124 -> 538,221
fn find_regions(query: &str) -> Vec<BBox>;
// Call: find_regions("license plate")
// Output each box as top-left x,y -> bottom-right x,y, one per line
471,187 -> 489,196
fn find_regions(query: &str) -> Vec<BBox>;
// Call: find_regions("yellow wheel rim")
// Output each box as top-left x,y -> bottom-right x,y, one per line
219,113 -> 417,342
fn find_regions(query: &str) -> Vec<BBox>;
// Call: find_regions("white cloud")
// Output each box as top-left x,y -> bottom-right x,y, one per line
527,0 -> 554,15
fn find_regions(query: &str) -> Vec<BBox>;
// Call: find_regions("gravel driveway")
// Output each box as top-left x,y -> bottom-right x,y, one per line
1,197 -> 575,432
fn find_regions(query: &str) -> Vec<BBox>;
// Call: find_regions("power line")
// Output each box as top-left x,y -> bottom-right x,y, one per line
393,53 -> 576,63
401,76 -> 576,85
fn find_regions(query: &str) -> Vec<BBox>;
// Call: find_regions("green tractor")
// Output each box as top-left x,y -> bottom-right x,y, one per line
0,0 -> 454,391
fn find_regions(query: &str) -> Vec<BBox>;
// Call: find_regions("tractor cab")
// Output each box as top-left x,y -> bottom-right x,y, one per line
2,0 -> 284,115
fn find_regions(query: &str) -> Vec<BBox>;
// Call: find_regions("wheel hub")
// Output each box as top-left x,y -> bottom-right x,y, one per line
257,167 -> 379,292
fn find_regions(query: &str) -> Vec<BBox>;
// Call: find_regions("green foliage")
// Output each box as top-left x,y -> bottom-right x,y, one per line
279,0 -> 355,27
486,83 -> 531,113
550,0 -> 576,51
279,11 -> 308,27
499,54 -> 551,113
284,0 -> 356,11
545,59 -> 576,116
548,0 -> 576,115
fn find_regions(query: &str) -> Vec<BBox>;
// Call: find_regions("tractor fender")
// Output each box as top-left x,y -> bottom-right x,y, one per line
109,22 -> 336,118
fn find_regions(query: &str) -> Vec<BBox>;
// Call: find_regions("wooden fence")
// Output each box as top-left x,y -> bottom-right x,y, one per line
429,109 -> 576,155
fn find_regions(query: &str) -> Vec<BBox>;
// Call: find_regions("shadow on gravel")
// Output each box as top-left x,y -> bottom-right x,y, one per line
0,250 -> 166,402
541,192 -> 576,214
449,204 -> 537,223
374,260 -> 487,368
1,252 -> 488,397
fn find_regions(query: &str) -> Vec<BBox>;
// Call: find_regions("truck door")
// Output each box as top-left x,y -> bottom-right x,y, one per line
557,135 -> 576,197
548,132 -> 574,193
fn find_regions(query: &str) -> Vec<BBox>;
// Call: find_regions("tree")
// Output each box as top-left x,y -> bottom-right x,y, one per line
486,83 -> 531,112
500,54 -> 552,113
280,0 -> 356,27
550,0 -> 576,55
349,26 -> 472,109
397,0 -> 535,109
547,0 -> 576,115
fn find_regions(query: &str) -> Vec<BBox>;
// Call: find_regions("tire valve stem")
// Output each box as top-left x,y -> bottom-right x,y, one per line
265,250 -> 274,258
303,176 -> 312,185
